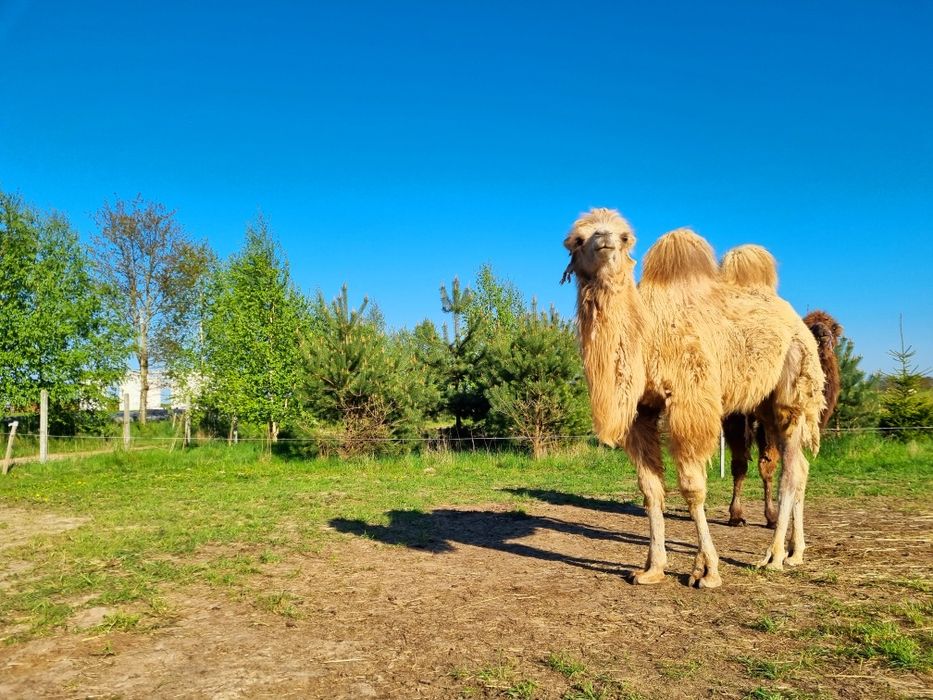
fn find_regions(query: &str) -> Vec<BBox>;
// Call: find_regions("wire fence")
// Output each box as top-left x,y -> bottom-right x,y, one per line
9,425 -> 933,444
3,425 -> 933,458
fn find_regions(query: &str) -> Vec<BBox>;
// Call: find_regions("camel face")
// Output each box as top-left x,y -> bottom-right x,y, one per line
563,208 -> 635,283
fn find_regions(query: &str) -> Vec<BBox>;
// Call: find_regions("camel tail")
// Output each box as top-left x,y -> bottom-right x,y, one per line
641,228 -> 717,285
720,245 -> 778,291
773,334 -> 826,456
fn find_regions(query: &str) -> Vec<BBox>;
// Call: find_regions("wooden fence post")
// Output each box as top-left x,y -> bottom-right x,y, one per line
39,389 -> 49,464
2,421 -> 19,475
123,393 -> 131,449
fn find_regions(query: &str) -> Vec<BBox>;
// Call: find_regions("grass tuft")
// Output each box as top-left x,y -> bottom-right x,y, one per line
545,651 -> 586,678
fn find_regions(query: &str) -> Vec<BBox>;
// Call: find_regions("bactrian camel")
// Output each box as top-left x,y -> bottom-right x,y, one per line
719,245 -> 842,527
562,209 -> 825,588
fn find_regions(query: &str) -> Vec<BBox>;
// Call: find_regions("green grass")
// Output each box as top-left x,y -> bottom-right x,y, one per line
799,597 -> 933,674
840,620 -> 929,670
737,656 -> 797,681
545,651 -> 587,678
0,434 -> 930,643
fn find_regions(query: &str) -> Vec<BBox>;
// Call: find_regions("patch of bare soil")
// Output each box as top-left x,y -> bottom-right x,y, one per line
1,497 -> 930,699
0,507 -> 89,592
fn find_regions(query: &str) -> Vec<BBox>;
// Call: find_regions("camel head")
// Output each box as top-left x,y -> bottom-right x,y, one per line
803,310 -> 843,351
561,208 -> 636,285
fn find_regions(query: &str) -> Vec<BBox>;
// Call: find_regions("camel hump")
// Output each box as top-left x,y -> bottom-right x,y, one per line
720,244 -> 778,291
641,228 -> 717,285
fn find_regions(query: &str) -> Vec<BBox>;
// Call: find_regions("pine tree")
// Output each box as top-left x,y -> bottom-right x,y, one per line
878,320 -> 933,440
439,276 -> 472,343
303,286 -> 431,455
438,276 -> 489,431
833,337 -> 880,429
485,304 -> 590,457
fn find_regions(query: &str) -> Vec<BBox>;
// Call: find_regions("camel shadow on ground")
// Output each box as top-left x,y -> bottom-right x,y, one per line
503,487 -> 772,530
330,500 -> 752,582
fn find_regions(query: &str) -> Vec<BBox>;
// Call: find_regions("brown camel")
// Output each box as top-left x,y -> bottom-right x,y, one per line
562,210 -> 825,587
720,246 -> 842,527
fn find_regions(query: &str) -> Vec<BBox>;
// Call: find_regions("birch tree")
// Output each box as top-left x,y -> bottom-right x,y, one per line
92,196 -> 212,424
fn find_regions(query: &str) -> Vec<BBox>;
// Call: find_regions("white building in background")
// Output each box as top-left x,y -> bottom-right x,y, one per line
117,371 -> 168,411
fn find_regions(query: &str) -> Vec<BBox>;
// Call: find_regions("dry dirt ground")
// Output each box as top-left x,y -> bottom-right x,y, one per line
1,496 -> 930,699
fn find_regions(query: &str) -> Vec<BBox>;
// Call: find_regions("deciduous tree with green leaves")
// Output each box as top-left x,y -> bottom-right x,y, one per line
0,191 -> 129,428
93,195 -> 212,425
203,218 -> 307,443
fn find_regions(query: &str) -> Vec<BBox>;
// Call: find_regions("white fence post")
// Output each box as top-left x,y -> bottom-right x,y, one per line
123,393 -> 131,449
720,431 -> 725,479
39,389 -> 49,463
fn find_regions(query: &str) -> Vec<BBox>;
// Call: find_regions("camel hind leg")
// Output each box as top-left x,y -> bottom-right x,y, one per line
623,404 -> 666,584
757,406 -> 810,570
723,413 -> 751,526
756,422 -> 780,528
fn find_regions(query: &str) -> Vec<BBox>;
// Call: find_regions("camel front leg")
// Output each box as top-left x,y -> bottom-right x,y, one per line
624,405 -> 666,584
679,461 -> 722,588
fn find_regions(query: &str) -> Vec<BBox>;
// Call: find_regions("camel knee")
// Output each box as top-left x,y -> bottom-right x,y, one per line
678,470 -> 707,506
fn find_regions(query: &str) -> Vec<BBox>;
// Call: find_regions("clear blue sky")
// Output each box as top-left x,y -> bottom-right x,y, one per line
2,0 -> 931,374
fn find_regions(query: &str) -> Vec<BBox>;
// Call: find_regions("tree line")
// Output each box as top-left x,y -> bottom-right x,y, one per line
1,190 -> 930,454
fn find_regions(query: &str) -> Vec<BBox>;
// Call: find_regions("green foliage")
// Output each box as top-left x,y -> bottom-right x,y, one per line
465,263 -> 524,337
437,276 -> 490,430
878,323 -> 933,440
202,218 -> 307,441
486,306 -> 590,457
0,190 -> 129,425
302,286 -> 433,454
92,195 -> 212,424
832,337 -> 880,428
404,319 -> 448,420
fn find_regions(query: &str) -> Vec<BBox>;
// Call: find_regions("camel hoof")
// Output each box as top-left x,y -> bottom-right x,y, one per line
756,551 -> 782,569
785,552 -> 804,566
694,572 -> 722,589
765,521 -> 777,530
727,517 -> 747,527
688,567 -> 722,589
632,569 -> 665,585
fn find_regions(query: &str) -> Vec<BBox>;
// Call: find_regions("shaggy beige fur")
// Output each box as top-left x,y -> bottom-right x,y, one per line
720,244 -> 779,291
563,209 -> 825,587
